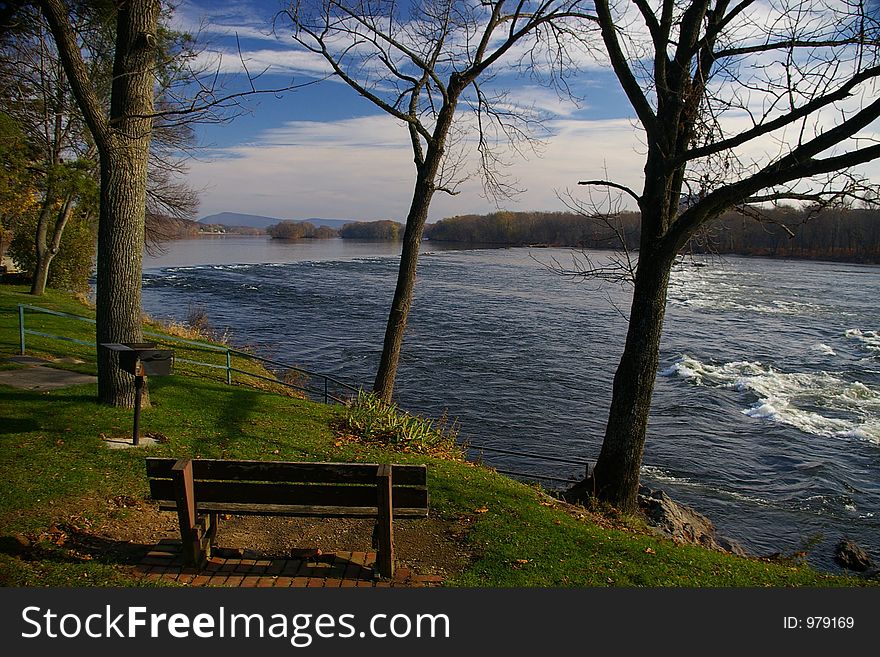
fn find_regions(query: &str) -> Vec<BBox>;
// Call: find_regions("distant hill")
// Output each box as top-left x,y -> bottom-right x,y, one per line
200,212 -> 352,230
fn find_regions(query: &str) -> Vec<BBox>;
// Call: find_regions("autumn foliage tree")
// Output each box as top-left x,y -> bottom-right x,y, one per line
0,6 -> 101,295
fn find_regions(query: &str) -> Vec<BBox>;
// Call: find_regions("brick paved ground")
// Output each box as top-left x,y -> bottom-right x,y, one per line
133,538 -> 444,588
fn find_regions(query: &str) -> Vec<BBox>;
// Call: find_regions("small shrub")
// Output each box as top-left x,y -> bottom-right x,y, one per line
335,391 -> 464,459
144,305 -> 230,344
186,304 -> 212,334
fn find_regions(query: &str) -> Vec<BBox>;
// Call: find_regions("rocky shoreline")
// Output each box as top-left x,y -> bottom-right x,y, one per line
638,485 -> 879,580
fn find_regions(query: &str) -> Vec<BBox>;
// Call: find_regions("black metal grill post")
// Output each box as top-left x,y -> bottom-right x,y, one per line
101,342 -> 173,446
133,374 -> 145,445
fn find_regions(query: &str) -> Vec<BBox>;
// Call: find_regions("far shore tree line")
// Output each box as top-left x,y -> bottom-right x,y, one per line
266,219 -> 404,240
3,0 -> 880,516
259,208 -> 880,264
425,207 -> 880,263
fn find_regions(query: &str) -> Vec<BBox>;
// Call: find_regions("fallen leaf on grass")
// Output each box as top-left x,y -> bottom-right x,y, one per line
644,547 -> 656,554
474,507 -> 489,514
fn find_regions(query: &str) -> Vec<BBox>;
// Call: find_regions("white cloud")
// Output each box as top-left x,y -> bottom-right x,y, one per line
190,115 -> 419,220
177,0 -> 880,220
171,0 -> 282,44
189,114 -> 648,220
190,47 -> 333,77
189,105 -> 880,222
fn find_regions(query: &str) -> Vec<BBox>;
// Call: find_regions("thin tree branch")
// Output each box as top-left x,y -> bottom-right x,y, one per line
578,179 -> 641,203
38,0 -> 109,147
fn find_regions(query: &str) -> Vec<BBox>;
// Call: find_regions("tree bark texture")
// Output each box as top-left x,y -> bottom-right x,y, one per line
588,245 -> 676,512
41,0 -> 159,407
96,149 -> 150,406
372,98 -> 459,402
372,173 -> 436,402
95,0 -> 158,407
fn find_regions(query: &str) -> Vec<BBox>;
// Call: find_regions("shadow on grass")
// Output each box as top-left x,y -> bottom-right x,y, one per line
149,377 -> 266,454
0,387 -> 97,405
0,389 -> 102,437
0,526 -> 151,567
0,417 -> 40,434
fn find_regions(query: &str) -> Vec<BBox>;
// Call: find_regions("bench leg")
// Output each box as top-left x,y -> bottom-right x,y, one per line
376,464 -> 395,579
207,512 -> 219,543
171,459 -> 204,567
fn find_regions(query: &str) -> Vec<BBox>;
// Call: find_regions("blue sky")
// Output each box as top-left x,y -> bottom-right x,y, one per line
171,1 -> 880,223
171,0 -> 645,222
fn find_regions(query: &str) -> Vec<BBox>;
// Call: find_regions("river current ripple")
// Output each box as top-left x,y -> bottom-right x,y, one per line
143,237 -> 880,572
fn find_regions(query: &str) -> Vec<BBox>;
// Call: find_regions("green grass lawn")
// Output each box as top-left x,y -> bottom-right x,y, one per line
0,284 -> 868,587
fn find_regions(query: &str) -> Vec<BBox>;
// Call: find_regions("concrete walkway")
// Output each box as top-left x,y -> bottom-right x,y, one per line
0,356 -> 96,390
134,539 -> 444,588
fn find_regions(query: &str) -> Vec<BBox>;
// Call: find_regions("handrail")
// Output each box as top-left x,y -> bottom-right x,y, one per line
226,349 -> 360,394
17,303 -> 361,405
16,303 -> 586,488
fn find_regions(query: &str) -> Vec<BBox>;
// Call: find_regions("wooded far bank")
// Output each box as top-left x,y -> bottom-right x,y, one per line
156,207 -> 880,264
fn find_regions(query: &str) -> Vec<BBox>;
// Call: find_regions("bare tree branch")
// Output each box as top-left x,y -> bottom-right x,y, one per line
569,0 -> 880,512
281,0 -> 597,400
578,179 -> 641,203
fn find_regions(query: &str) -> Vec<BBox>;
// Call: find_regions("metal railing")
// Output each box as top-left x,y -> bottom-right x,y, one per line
16,304 -> 586,487
16,303 -> 360,405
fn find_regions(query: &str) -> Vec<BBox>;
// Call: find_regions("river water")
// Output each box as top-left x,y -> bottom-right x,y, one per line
142,236 -> 880,571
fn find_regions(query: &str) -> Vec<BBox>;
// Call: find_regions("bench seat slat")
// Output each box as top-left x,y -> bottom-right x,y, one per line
157,501 -> 429,518
149,479 -> 428,509
146,458 -> 427,486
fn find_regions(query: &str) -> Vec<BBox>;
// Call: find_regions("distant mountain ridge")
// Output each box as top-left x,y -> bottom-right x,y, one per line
199,212 -> 352,229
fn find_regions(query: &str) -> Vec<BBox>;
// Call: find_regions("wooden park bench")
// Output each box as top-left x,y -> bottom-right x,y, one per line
145,457 -> 428,578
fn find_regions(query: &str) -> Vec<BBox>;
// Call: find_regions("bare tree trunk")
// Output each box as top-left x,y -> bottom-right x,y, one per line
93,0 -> 157,407
30,199 -> 54,296
570,242 -> 676,512
95,150 -> 150,406
30,195 -> 74,296
597,257 -> 673,511
371,89 -> 459,401
372,173 -> 435,402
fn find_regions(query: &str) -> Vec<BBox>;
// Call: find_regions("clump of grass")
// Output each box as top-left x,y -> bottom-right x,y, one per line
281,367 -> 310,390
335,391 -> 464,459
142,305 -> 232,345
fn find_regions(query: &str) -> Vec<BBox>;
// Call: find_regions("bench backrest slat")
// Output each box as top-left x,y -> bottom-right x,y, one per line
146,458 -> 427,486
148,478 -> 428,509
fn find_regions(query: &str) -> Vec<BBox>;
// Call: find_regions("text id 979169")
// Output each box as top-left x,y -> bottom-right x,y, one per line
783,616 -> 855,630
